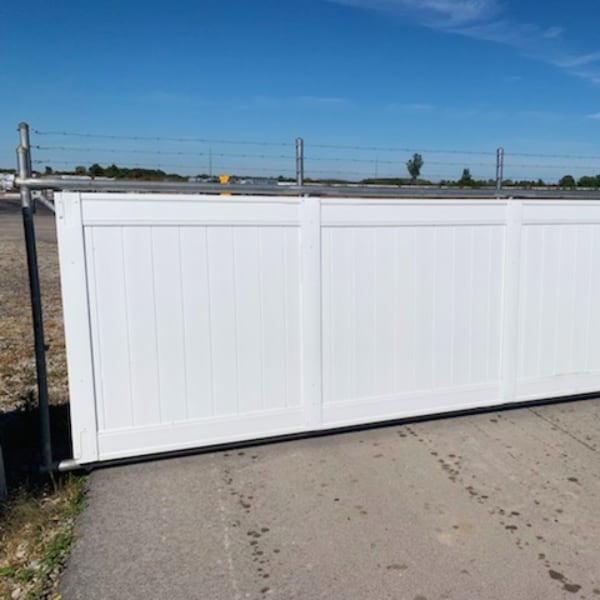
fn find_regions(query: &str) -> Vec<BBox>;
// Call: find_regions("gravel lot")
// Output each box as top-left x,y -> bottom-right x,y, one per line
0,199 -> 67,416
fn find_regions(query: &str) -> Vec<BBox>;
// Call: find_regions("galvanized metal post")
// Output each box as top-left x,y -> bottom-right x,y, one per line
0,443 -> 7,500
17,122 -> 53,472
296,137 -> 304,187
496,147 -> 504,197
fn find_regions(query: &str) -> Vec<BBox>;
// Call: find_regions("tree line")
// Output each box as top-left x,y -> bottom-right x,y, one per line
43,163 -> 187,182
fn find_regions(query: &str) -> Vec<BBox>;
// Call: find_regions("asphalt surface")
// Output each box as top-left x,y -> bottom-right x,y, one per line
59,399 -> 600,600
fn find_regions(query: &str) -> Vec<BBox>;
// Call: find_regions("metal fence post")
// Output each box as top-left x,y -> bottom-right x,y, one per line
16,122 -> 53,472
296,137 -> 304,187
0,443 -> 7,499
496,147 -> 504,197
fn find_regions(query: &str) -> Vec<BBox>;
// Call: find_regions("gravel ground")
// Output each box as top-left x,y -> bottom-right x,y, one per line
0,200 -> 68,415
0,199 -> 81,600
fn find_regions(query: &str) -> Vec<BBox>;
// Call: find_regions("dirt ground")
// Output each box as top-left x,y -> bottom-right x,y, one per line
0,199 -> 68,416
0,199 -> 82,600
0,198 -> 73,484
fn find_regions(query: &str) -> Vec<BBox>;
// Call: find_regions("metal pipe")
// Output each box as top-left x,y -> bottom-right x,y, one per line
15,175 -> 498,197
15,176 -> 600,199
16,123 -> 53,473
35,195 -> 55,214
496,147 -> 504,197
296,137 -> 304,187
16,176 -> 307,194
56,458 -> 82,473
0,443 -> 7,499
19,122 -> 32,176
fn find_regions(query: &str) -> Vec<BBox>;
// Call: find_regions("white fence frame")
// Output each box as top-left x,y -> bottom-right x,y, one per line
55,193 -> 600,464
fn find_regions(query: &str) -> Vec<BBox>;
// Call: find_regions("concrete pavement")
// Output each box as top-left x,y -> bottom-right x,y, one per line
60,399 -> 600,599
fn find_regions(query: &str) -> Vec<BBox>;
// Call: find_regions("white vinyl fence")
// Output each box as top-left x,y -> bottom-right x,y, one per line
55,193 -> 600,463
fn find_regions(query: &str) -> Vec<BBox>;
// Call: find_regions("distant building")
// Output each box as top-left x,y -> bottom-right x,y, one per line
0,172 -> 16,191
56,174 -> 92,181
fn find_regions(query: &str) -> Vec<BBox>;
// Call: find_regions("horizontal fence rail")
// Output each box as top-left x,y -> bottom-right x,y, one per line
14,176 -> 600,200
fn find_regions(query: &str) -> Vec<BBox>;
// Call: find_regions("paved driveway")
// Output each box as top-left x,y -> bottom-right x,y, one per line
60,399 -> 600,599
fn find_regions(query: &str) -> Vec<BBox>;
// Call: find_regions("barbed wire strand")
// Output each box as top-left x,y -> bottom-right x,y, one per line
33,145 -> 293,160
33,149 -> 498,169
30,128 -> 600,161
31,129 -> 292,147
33,160 -> 296,175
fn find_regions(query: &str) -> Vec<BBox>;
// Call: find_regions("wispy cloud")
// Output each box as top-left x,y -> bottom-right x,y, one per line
555,51 -> 600,69
331,0 -> 499,27
587,112 -> 600,120
328,0 -> 600,84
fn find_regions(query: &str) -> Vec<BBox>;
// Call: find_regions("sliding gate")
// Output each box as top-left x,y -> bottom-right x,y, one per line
55,193 -> 600,463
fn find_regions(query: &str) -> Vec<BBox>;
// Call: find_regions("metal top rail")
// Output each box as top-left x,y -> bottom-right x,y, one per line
13,175 -> 600,200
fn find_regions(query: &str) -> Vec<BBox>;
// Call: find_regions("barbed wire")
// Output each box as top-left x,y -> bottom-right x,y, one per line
34,160 -> 597,180
310,142 -> 496,156
33,159 -> 212,170
507,164 -> 600,170
33,146 -> 498,168
32,161 -> 485,181
33,159 -> 296,175
31,129 -> 292,147
509,151 -> 600,160
30,127 -> 600,162
33,145 -> 293,161
307,156 -> 495,167
25,127 -> 600,183
30,153 -> 600,174
33,152 -> 598,172
32,160 -> 578,182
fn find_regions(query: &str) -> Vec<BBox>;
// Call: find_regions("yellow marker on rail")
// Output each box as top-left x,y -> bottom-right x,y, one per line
219,174 -> 231,196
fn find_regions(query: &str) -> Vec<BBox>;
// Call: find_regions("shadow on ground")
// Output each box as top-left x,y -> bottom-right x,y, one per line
0,404 -> 73,489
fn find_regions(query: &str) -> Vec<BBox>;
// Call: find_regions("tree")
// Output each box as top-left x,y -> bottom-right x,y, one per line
89,163 -> 105,177
104,163 -> 121,178
558,174 -> 576,188
406,153 -> 423,182
44,166 -> 53,175
577,175 -> 599,188
458,168 -> 474,187
74,165 -> 87,175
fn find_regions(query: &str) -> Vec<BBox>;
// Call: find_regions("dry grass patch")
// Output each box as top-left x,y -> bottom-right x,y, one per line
0,476 -> 87,600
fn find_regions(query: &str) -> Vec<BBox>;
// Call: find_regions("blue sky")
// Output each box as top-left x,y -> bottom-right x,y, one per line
2,0 -> 600,181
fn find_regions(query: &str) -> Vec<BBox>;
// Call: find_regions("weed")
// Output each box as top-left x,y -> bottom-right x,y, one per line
0,475 -> 87,600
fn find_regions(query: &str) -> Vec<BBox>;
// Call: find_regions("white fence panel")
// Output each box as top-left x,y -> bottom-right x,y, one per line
54,193 -> 600,464
321,201 -> 506,427
516,201 -> 600,400
57,194 -> 306,462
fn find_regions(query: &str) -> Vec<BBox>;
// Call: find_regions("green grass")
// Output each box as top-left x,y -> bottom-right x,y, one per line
0,475 -> 87,600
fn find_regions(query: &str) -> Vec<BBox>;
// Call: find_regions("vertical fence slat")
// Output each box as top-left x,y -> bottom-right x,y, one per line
300,197 -> 322,427
501,200 -> 523,402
